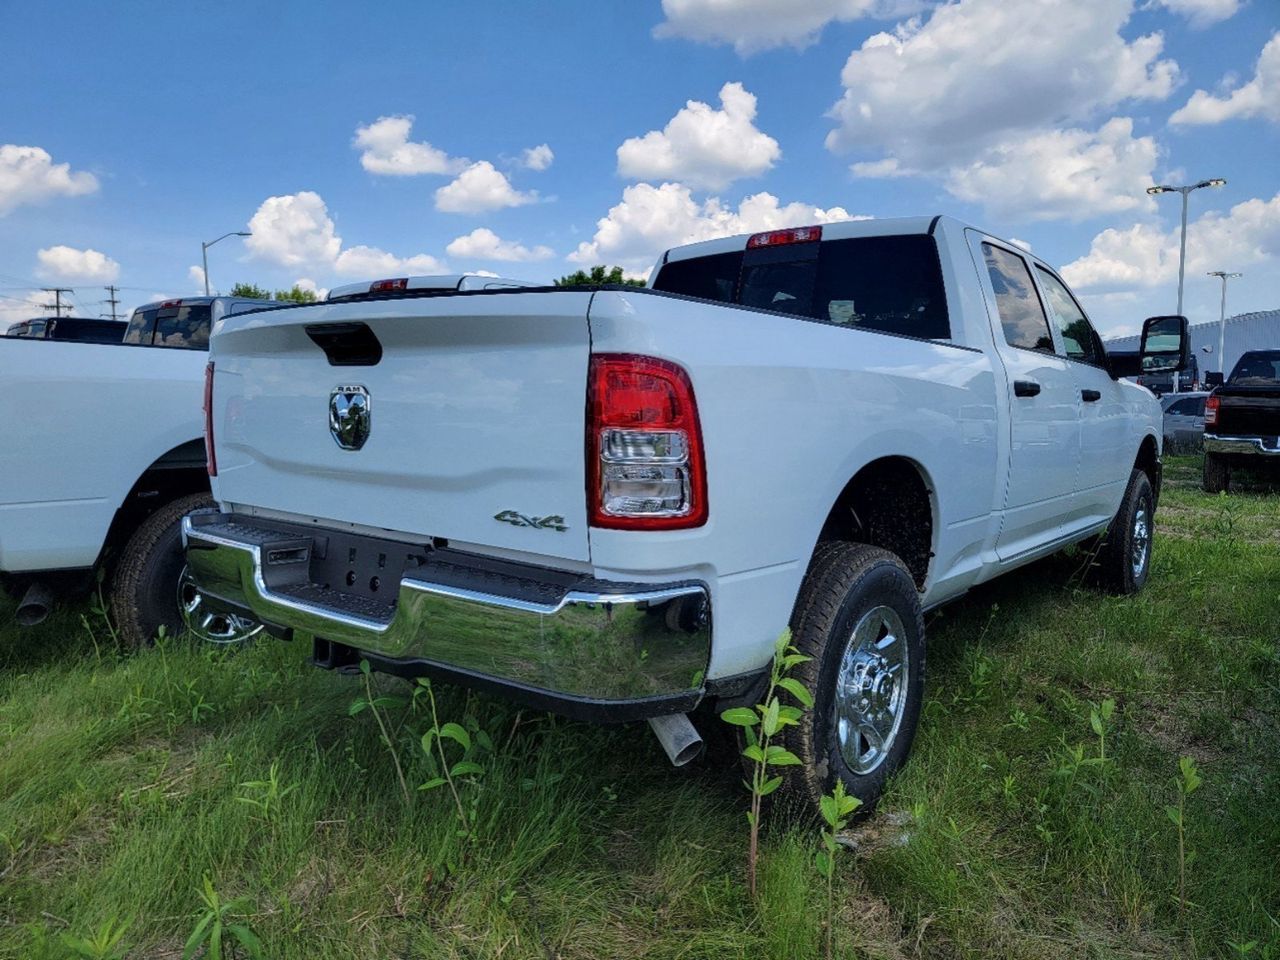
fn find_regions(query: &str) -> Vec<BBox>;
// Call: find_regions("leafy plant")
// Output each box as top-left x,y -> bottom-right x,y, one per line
720,628 -> 812,899
417,678 -> 487,841
1089,697 -> 1116,764
815,780 -> 862,960
236,761 -> 297,822
59,917 -> 131,960
183,875 -> 263,960
349,660 -> 411,805
1165,755 -> 1203,930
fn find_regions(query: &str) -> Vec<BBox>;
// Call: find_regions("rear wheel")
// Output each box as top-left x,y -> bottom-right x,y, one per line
1203,452 -> 1230,494
110,493 -> 262,649
778,542 -> 925,819
1096,469 -> 1154,595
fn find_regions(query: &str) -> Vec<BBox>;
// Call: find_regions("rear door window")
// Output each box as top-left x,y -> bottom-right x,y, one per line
982,243 -> 1054,353
652,233 -> 950,340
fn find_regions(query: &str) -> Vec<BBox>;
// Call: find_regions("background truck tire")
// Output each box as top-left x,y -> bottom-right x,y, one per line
1202,452 -> 1230,494
1096,469 -> 1154,596
109,493 -> 260,649
780,542 -> 925,820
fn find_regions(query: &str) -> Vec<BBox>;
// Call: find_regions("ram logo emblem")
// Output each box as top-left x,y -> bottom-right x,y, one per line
329,384 -> 371,450
494,510 -> 568,532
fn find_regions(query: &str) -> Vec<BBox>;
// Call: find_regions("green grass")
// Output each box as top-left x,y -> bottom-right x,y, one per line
1,455 -> 1277,959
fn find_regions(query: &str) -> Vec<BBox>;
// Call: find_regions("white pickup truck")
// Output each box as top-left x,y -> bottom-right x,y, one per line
0,294 -> 279,645
183,217 -> 1188,813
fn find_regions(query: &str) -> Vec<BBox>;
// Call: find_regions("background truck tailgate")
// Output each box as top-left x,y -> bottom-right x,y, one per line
210,291 -> 593,563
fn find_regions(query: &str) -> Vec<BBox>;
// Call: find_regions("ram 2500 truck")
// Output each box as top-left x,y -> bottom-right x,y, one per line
1203,349 -> 1280,491
183,217 -> 1188,814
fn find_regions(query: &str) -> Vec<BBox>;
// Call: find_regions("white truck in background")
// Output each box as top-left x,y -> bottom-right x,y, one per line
183,217 -> 1188,815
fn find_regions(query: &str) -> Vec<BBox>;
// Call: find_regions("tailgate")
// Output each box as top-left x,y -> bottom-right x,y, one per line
1216,386 -> 1280,436
210,291 -> 594,563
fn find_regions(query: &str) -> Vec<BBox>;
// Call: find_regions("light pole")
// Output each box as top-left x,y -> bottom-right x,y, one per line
1207,271 -> 1241,378
1146,179 -> 1226,316
201,231 -> 251,296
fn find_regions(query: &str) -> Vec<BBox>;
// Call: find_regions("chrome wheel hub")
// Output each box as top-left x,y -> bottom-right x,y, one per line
1131,504 -> 1150,579
833,605 -> 909,776
177,565 -> 262,645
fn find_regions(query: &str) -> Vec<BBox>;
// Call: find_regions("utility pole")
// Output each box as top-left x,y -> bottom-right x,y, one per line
102,284 -> 121,321
1207,271 -> 1241,377
41,287 -> 74,318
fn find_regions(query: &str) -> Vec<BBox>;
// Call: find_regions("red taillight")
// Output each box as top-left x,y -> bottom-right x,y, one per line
160,299 -> 183,308
203,361 -> 217,477
1204,395 -> 1219,427
746,225 -> 822,249
370,278 -> 408,293
588,354 -> 707,530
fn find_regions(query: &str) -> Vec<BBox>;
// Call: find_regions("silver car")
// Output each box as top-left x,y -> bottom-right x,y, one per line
1161,391 -> 1209,453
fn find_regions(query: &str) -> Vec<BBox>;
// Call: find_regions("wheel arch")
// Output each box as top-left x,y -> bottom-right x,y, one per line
1134,433 -> 1161,508
98,439 -> 211,568
813,455 -> 936,591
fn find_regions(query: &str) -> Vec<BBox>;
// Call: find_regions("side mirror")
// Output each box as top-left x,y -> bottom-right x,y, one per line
1139,315 -> 1189,374
1104,315 -> 1190,380
1205,371 -> 1224,388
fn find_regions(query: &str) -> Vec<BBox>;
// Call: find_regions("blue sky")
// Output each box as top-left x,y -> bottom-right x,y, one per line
1,0 -> 1276,337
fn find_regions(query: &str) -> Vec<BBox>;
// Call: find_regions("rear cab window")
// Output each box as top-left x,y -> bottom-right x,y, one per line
652,233 -> 951,341
1229,351 -> 1280,382
124,303 -> 212,349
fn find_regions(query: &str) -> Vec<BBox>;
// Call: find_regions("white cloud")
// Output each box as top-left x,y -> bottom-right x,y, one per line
943,118 -> 1159,221
0,145 -> 99,216
521,144 -> 554,171
569,181 -> 864,272
353,115 -> 464,176
36,245 -> 119,283
446,228 -> 553,262
434,161 -> 538,213
653,0 -> 910,55
333,246 -> 447,278
1151,0 -> 1241,28
188,265 -> 207,293
1061,191 -> 1280,291
246,191 -> 341,267
825,0 -> 1179,167
294,278 -> 329,299
1169,32 -> 1280,126
0,289 -> 50,327
244,191 -> 447,279
617,82 -> 781,191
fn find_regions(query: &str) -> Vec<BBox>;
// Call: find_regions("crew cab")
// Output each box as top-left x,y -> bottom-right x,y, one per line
1203,349 -> 1280,491
182,217 -> 1188,814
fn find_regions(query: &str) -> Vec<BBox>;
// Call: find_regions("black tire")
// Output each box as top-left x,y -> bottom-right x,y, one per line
778,542 -> 925,819
1096,469 -> 1154,595
1203,452 -> 1230,494
108,493 -> 261,650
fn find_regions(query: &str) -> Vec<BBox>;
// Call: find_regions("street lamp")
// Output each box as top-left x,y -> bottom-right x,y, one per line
201,231 -> 251,296
1207,270 -> 1241,377
1146,179 -> 1226,316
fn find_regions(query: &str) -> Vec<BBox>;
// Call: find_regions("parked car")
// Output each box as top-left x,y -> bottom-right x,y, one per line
1138,352 -> 1199,394
6,316 -> 126,344
1161,391 -> 1209,453
183,217 -> 1187,816
0,295 -> 280,645
1203,349 -> 1280,492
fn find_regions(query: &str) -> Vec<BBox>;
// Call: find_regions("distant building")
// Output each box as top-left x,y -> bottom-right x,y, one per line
1106,309 -> 1280,380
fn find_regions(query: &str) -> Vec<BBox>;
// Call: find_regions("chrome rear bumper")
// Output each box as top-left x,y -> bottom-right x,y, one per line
1204,434 -> 1280,456
181,511 -> 711,720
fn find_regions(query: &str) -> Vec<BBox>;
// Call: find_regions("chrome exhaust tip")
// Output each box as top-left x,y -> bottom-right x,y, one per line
648,712 -> 704,767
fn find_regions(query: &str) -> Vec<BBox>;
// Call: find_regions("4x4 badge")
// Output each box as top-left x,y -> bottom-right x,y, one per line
494,510 -> 568,532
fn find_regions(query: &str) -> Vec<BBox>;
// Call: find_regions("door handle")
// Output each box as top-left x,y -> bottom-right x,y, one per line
1081,389 -> 1102,402
1013,380 -> 1041,398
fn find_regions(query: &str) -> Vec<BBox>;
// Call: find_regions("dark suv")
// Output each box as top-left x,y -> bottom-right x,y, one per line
6,317 -> 127,344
